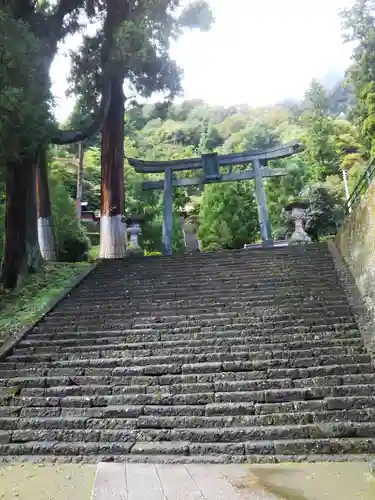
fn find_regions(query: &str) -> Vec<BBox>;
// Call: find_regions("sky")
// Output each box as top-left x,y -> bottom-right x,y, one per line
51,0 -> 356,123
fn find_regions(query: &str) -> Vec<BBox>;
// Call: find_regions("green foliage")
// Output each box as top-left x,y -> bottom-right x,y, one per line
0,8 -> 52,164
301,81 -> 340,181
198,182 -> 259,250
341,0 -> 375,155
303,184 -> 345,239
49,174 -> 91,262
87,232 -> 100,246
69,1 -> 213,115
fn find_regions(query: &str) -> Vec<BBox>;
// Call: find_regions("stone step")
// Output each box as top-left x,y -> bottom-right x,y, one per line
2,374 -> 375,398
66,285 -> 344,302
7,394 -> 375,417
22,327 -> 362,346
85,260 -> 336,276
5,384 -> 375,408
55,293 -> 350,311
2,355 -> 371,377
88,262 -> 337,277
1,362 -> 373,387
1,453 -> 374,465
17,334 -> 363,351
64,281 -> 344,296
6,346 -> 369,367
74,275 -> 342,294
47,301 -> 350,319
1,437 -> 375,458
14,337 -> 365,356
3,421 -> 375,446
2,408 -> 375,430
31,316 -> 358,335
42,304 -> 353,325
55,294 -> 348,312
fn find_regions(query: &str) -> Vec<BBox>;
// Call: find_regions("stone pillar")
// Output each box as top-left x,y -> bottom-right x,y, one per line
163,167 -> 173,256
253,159 -> 273,247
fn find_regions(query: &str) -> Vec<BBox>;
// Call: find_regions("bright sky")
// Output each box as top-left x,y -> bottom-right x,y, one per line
51,0 -> 355,123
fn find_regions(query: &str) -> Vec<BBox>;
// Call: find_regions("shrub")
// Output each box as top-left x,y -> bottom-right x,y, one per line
87,232 -> 100,246
49,173 -> 91,262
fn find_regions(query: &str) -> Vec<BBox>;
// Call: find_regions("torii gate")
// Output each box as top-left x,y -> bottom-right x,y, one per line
128,141 -> 303,255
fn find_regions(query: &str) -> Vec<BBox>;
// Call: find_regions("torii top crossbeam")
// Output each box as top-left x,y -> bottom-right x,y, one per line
127,141 -> 303,173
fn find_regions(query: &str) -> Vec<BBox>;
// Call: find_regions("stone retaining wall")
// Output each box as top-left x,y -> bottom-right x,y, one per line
333,181 -> 375,355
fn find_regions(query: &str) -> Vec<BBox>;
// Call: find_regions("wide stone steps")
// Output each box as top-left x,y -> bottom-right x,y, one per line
1,244 -> 375,462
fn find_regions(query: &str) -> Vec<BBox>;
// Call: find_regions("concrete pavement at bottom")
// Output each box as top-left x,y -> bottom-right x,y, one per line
91,463 -> 277,500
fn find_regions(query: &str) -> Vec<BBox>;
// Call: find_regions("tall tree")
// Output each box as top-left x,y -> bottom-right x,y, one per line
301,80 -> 340,181
69,0 -> 213,258
342,0 -> 375,155
0,7 -> 51,288
0,0 -> 111,288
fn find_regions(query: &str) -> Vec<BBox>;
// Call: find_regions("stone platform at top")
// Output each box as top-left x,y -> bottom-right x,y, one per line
127,141 -> 303,255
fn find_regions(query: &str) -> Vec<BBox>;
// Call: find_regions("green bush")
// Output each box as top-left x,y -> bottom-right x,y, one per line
49,174 -> 91,262
0,198 -> 4,263
87,232 -> 100,246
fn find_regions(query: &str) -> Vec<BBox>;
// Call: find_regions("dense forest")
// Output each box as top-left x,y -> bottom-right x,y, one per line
1,0 -> 375,289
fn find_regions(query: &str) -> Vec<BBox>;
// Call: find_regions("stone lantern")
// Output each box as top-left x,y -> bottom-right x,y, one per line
181,212 -> 200,253
285,199 -> 311,244
126,214 -> 143,254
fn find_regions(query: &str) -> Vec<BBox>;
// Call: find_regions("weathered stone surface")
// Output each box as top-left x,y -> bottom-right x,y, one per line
131,441 -> 189,455
1,245 -> 375,463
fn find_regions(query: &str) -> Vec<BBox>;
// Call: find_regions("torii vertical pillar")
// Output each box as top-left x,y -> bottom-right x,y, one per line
163,167 -> 173,255
253,159 -> 273,247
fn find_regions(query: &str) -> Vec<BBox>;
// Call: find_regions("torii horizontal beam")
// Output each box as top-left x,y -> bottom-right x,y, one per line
142,167 -> 287,190
127,141 -> 303,173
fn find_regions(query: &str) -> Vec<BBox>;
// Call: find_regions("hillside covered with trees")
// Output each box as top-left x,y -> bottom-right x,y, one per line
50,76 -> 366,253
0,0 -> 375,290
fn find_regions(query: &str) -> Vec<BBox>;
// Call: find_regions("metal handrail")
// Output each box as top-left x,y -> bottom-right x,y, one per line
345,156 -> 375,214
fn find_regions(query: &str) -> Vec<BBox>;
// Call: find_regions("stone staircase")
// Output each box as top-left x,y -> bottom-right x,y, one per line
1,244 -> 375,464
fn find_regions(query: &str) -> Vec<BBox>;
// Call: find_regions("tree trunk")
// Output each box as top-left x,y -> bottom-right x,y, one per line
27,162 -> 43,271
36,149 -> 56,261
99,76 -> 126,259
76,142 -> 85,218
1,159 -> 42,290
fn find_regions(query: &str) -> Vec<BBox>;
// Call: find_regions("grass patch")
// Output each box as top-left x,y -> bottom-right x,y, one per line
0,262 -> 90,345
88,245 -> 100,262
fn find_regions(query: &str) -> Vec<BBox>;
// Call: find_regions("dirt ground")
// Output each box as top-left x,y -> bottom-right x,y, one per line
237,462 -> 375,500
0,463 -> 96,500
